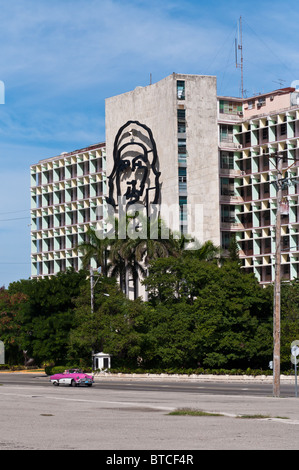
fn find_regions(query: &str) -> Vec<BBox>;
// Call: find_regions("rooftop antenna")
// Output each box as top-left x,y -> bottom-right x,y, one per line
235,16 -> 244,99
273,79 -> 286,89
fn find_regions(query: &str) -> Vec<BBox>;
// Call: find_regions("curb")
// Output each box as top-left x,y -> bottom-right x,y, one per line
93,372 -> 296,383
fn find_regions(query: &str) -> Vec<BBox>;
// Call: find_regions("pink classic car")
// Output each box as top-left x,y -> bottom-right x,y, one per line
50,369 -> 94,387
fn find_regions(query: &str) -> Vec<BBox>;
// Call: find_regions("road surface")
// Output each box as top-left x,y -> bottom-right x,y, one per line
0,373 -> 299,451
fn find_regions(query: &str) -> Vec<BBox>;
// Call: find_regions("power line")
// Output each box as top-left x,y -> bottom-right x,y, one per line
0,209 -> 29,215
0,262 -> 30,265
242,17 -> 296,78
0,216 -> 30,222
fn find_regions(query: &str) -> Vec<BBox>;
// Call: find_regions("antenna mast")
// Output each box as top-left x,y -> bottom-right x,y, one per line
235,16 -> 244,99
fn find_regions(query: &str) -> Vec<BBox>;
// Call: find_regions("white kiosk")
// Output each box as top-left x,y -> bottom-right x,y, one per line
93,352 -> 112,371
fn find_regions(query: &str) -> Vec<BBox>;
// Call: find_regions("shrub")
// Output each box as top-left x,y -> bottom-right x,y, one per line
45,366 -> 66,376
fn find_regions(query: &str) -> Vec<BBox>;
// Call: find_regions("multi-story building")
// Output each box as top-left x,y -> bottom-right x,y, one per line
30,143 -> 106,278
218,86 -> 299,284
105,73 -> 220,246
30,73 -> 299,287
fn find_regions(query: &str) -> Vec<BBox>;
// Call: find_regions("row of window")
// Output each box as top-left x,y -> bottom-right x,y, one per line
34,258 -> 79,276
32,159 -> 103,186
35,232 -> 89,253
33,183 -> 103,207
33,208 -> 96,229
219,121 -> 299,147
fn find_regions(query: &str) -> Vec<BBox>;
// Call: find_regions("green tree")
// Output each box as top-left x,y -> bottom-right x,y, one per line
141,302 -> 196,369
7,269 -> 87,365
192,262 -> 272,368
280,279 -> 299,369
0,287 -> 27,364
69,276 -> 146,367
143,256 -> 272,369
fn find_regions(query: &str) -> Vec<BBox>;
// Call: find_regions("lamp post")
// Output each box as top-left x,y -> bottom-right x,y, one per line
89,266 -> 109,370
90,266 -> 109,313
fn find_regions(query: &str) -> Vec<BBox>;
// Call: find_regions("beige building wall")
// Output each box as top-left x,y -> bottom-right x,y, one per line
105,73 -> 220,246
184,75 -> 219,245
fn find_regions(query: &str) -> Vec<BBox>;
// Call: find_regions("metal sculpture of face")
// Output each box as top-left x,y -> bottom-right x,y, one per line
106,121 -> 161,210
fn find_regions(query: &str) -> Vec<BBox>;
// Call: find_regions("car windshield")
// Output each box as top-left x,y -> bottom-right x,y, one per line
68,369 -> 83,374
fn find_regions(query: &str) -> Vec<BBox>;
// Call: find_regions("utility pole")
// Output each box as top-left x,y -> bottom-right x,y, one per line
273,154 -> 283,398
271,151 -> 298,397
90,265 -> 94,314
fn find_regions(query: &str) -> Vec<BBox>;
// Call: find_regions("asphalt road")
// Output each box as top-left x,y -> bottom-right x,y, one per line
1,373 -> 299,452
0,372 -> 296,397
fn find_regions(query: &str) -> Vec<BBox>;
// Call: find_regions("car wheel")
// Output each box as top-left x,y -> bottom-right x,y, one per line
54,381 -> 59,386
71,380 -> 77,387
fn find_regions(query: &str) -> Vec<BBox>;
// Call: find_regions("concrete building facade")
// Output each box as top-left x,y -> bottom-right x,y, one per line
218,86 -> 299,284
30,143 -> 106,277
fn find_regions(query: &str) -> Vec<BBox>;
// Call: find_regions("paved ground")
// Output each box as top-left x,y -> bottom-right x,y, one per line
1,374 -> 299,451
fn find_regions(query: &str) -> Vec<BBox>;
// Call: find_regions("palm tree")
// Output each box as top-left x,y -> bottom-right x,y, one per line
77,214 -> 220,300
77,226 -> 110,276
184,239 -> 221,262
117,215 -> 179,298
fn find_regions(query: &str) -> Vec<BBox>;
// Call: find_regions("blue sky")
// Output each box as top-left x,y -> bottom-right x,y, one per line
1,0 -> 299,287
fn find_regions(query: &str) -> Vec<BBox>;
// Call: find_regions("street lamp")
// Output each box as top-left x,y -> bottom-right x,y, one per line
89,266 -> 109,370
89,266 -> 109,313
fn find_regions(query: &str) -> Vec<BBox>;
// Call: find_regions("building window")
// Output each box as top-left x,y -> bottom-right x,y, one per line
178,138 -> 187,162
220,125 -> 233,143
177,109 -> 185,120
178,167 -> 187,178
58,168 -> 65,181
257,97 -> 266,108
262,127 -> 269,141
179,195 -> 187,221
222,232 -> 232,250
177,81 -> 185,100
177,109 -> 186,133
280,123 -> 287,136
70,188 -> 77,201
221,205 -> 235,223
179,175 -> 187,192
219,100 -> 242,115
220,151 -> 234,169
178,121 -> 186,133
221,178 -> 234,196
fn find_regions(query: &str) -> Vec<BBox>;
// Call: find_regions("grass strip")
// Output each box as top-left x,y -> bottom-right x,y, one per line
168,408 -> 224,417
237,414 -> 289,420
237,414 -> 271,419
